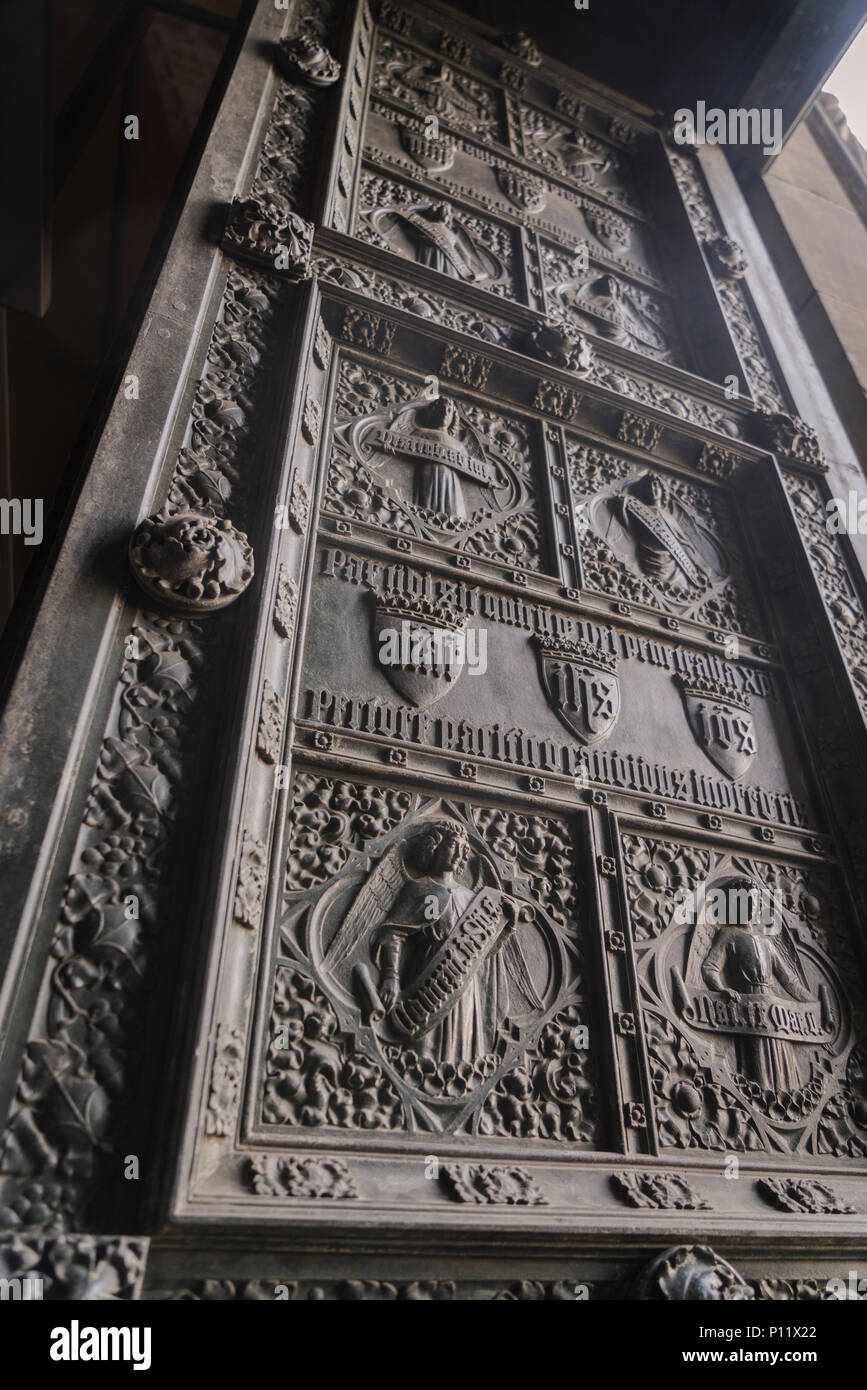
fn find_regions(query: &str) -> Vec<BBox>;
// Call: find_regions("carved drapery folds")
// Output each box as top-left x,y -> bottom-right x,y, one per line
541,244 -> 680,365
358,173 -> 516,297
567,443 -> 762,634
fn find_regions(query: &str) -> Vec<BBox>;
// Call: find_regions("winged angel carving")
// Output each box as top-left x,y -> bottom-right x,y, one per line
373,38 -> 498,139
323,819 -> 542,1063
369,198 -> 508,291
581,470 -> 731,618
277,804 -> 577,1129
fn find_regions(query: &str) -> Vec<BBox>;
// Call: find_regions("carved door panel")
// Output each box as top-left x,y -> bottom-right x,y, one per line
176,0 -> 867,1238
5,0 -> 867,1300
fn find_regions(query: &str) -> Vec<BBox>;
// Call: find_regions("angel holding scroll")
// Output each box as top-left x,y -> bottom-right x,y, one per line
322,820 -> 544,1066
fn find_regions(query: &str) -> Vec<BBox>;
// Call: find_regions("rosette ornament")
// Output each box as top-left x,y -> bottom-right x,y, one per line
527,317 -> 594,373
129,512 -> 254,614
276,33 -> 341,87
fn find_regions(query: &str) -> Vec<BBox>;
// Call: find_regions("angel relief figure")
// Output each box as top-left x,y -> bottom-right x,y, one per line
530,123 -> 614,185
555,269 -> 671,359
370,198 -> 506,290
583,470 -> 730,611
668,875 -> 842,1107
609,473 -> 721,590
378,48 -> 496,135
320,820 -> 548,1065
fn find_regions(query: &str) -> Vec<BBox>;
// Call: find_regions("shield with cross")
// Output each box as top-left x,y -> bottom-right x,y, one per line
536,633 -> 621,745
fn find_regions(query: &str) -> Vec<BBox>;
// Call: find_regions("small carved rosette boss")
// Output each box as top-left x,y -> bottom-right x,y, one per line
129,511 -> 254,614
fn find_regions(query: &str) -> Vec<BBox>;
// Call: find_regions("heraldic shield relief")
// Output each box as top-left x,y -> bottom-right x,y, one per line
495,167 -> 547,214
535,633 -> 620,745
676,675 -> 757,780
399,125 -> 456,173
372,590 -> 469,709
270,791 -> 588,1136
